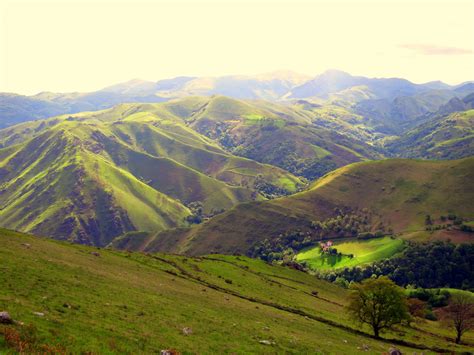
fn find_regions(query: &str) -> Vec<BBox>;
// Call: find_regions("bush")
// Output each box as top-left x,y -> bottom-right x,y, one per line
408,288 -> 451,308
407,298 -> 426,318
1,324 -> 65,353
334,276 -> 349,289
425,309 -> 437,321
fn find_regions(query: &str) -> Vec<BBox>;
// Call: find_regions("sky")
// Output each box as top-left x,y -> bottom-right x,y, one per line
0,0 -> 473,95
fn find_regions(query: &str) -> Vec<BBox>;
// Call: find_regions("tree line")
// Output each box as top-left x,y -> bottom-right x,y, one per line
322,241 -> 474,290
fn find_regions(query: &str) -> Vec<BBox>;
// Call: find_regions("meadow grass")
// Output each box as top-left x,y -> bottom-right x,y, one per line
1,229 -> 471,353
295,236 -> 405,270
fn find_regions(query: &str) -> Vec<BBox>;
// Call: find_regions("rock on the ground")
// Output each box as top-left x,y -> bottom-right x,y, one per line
357,344 -> 370,351
0,311 -> 13,324
182,327 -> 192,335
259,340 -> 275,345
389,347 -> 402,355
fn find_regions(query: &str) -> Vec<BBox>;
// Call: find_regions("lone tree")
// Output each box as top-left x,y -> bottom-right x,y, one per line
443,293 -> 474,344
346,276 -> 410,338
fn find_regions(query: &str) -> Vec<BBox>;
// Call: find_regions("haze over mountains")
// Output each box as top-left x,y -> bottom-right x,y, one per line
1,70 -> 472,128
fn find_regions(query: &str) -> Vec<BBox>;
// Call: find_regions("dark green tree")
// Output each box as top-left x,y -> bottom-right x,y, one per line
346,276 -> 410,338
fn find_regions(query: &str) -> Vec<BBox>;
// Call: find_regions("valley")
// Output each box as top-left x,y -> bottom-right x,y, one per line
1,70 -> 473,354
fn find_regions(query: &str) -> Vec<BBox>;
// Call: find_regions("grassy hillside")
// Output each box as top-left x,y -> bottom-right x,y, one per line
0,106 -> 302,245
293,100 -> 379,143
0,125 -> 190,246
353,90 -> 458,135
156,95 -> 382,179
0,71 -> 308,127
0,228 -> 472,353
387,109 -> 474,159
132,158 -> 474,255
0,93 -> 66,128
3,92 -> 472,180
0,90 -> 167,128
106,97 -> 381,180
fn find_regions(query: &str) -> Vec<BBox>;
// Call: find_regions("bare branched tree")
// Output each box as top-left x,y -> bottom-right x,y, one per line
443,294 -> 474,344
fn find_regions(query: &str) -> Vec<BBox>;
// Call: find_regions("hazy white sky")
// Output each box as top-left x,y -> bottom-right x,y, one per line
0,0 -> 473,94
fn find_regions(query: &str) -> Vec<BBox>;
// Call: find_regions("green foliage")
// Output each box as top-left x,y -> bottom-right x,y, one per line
325,241 -> 474,290
407,288 -> 451,308
249,208 -> 389,262
346,277 -> 410,338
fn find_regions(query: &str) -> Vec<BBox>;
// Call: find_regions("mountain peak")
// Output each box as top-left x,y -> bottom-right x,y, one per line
255,70 -> 311,84
100,78 -> 157,95
317,69 -> 352,78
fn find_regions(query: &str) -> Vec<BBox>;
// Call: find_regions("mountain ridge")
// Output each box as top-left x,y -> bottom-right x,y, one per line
122,157 -> 474,255
2,70 -> 472,129
0,104 -> 303,245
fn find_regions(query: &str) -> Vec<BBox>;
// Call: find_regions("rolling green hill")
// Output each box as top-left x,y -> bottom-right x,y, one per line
129,158 -> 474,255
353,90 -> 459,135
3,87 -> 473,175
0,93 -> 66,128
1,94 -> 473,248
1,228 -> 471,353
387,109 -> 474,159
152,95 -> 383,179
0,106 -> 302,245
0,95 -> 384,180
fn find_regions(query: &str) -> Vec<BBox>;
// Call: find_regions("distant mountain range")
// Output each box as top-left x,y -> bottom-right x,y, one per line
1,70 -> 473,128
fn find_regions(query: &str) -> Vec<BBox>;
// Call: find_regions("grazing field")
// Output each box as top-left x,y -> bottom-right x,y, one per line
1,229 -> 471,353
295,237 -> 405,270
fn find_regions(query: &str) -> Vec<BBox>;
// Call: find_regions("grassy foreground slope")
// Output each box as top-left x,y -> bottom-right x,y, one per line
1,228 -> 472,353
132,158 -> 474,255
